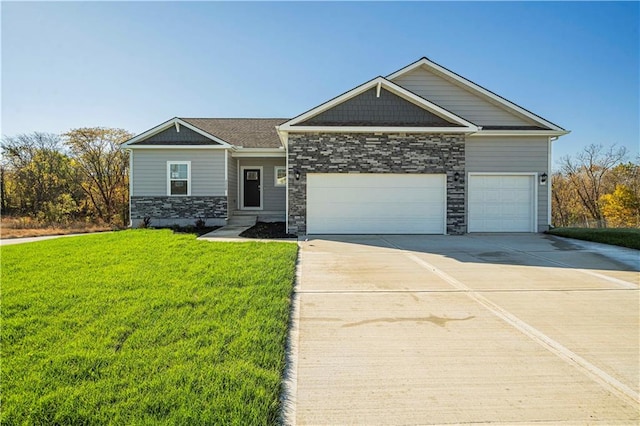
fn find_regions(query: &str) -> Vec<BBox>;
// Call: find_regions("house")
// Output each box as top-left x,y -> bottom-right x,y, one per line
121,57 -> 569,235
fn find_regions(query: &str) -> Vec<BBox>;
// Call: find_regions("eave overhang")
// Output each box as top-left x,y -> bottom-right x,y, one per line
469,130 -> 570,137
121,117 -> 235,149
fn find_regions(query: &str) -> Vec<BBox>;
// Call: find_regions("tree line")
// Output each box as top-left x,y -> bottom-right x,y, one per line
1,131 -> 638,230
552,144 -> 639,228
1,128 -> 132,227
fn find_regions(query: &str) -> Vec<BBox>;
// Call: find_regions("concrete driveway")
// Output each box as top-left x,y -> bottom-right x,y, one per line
282,234 -> 639,425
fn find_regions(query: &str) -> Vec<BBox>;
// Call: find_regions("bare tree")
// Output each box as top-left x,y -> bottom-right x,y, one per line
558,144 -> 628,227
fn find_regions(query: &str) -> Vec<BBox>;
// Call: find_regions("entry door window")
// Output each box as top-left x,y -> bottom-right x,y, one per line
243,169 -> 261,208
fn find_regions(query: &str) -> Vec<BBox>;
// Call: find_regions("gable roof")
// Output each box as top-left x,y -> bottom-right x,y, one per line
121,117 -> 287,149
297,87 -> 463,127
278,76 -> 479,133
387,57 -> 567,133
181,118 -> 287,148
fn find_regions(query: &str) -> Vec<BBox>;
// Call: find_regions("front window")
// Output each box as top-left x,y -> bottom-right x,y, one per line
274,166 -> 286,186
167,161 -> 190,195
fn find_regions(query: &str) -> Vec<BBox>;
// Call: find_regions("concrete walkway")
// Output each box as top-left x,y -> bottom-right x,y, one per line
0,232 -> 109,246
283,234 -> 639,425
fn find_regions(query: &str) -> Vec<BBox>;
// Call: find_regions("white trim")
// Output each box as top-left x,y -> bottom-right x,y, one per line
470,130 -> 569,137
240,166 -> 263,210
376,81 -> 381,98
224,151 -> 228,196
167,161 -> 191,196
122,145 -> 230,150
387,58 -> 566,132
278,76 -> 478,132
121,117 -> 235,148
277,129 -> 289,148
232,148 -> 286,158
175,121 -> 180,133
467,172 -> 538,233
281,126 -> 476,134
274,166 -> 286,187
548,137 -> 553,228
285,152 -> 289,233
442,180 -> 448,236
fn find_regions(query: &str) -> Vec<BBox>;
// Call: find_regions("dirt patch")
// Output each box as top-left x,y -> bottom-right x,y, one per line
239,222 -> 297,239
0,218 -> 114,239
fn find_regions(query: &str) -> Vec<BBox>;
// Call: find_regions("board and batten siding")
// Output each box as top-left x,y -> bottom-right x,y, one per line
132,149 -> 226,196
238,158 -> 286,211
392,67 -> 533,127
466,136 -> 550,231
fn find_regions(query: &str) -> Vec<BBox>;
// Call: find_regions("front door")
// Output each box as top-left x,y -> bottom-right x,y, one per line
243,168 -> 261,208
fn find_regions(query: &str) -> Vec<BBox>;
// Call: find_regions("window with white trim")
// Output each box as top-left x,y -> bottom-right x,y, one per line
274,166 -> 286,186
167,161 -> 191,196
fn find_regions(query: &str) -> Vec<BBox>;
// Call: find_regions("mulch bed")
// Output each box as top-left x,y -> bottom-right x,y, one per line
154,225 -> 220,236
239,222 -> 297,239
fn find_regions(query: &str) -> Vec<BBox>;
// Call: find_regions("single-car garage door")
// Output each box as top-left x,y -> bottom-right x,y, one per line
306,173 -> 446,234
468,174 -> 536,232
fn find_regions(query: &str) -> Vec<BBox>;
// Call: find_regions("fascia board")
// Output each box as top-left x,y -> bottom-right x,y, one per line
124,145 -> 231,149
232,148 -> 285,158
280,126 -> 476,134
469,130 -> 570,137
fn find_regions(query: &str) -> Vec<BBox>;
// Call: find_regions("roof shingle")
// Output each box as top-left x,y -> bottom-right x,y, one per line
180,118 -> 287,148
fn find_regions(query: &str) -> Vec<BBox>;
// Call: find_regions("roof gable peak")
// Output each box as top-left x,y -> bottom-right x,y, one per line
387,57 -> 565,132
278,76 -> 478,132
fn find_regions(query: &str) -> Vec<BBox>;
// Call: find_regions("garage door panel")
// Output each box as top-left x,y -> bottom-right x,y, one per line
307,174 -> 446,234
310,187 -> 443,204
469,175 -> 535,233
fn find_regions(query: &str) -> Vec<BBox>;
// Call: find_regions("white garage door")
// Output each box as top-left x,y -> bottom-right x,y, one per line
468,174 -> 535,232
307,173 -> 446,234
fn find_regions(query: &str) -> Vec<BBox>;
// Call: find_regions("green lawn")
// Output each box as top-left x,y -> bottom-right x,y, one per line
1,230 -> 298,425
546,227 -> 640,250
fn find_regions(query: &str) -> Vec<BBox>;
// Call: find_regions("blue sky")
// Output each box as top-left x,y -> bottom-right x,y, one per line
2,1 -> 638,166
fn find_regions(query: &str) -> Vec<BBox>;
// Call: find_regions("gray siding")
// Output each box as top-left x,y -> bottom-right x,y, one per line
227,151 -> 238,215
238,158 -> 286,211
299,88 -> 460,127
392,67 -> 534,127
132,149 -> 226,196
133,125 -> 218,145
466,136 -> 550,231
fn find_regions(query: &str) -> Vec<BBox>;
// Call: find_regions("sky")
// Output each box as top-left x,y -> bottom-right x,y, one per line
2,1 -> 638,167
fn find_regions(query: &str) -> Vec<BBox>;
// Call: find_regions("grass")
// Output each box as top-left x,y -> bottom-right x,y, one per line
1,230 -> 298,425
546,227 -> 640,250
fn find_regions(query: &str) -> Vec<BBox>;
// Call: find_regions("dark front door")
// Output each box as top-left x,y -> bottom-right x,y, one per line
243,169 -> 261,208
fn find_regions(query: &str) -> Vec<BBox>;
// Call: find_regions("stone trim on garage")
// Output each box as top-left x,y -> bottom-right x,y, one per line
130,196 -> 227,227
287,133 -> 466,235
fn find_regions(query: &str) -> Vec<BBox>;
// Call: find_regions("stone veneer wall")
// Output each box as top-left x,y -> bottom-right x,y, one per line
287,133 -> 466,235
130,196 -> 227,226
